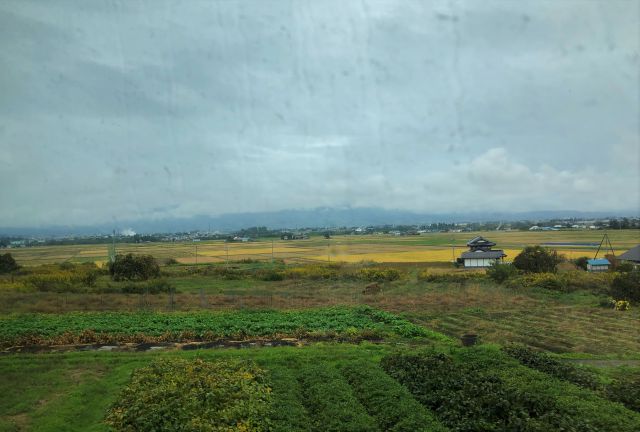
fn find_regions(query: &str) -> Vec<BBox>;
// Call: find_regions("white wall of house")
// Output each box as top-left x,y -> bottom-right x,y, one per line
587,264 -> 609,272
464,258 -> 499,267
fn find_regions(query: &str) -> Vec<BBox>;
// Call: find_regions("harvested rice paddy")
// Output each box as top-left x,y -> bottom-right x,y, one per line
8,230 -> 638,266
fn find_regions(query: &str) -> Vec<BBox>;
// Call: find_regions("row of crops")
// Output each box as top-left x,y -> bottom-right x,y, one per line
0,306 -> 449,347
105,346 -> 640,432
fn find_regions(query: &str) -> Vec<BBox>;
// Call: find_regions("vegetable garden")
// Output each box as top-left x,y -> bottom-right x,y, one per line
1,307 -> 639,431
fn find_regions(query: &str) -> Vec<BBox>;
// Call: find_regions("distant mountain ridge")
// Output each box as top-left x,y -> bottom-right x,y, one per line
0,207 -> 636,236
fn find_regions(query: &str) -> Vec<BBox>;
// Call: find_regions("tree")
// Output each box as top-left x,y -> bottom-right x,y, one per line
610,270 -> 640,303
0,253 -> 19,274
108,253 -> 160,281
486,262 -> 517,283
573,256 -> 589,271
513,246 -> 561,273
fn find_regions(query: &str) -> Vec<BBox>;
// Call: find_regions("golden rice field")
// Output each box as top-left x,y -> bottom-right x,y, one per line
5,229 -> 638,267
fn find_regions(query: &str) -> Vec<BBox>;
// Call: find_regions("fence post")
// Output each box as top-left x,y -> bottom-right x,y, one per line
199,288 -> 206,309
169,287 -> 175,311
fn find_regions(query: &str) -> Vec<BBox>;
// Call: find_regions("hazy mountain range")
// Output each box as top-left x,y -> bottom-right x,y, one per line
1,207 -> 636,237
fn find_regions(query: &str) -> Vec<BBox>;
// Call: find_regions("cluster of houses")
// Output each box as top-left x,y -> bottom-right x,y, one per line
459,236 -> 640,271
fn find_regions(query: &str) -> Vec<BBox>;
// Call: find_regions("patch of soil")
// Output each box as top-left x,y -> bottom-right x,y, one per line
6,413 -> 29,431
1,336 -> 387,355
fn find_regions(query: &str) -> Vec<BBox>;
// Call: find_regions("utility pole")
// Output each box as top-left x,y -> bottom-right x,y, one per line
451,232 -> 455,263
594,233 -> 615,259
271,238 -> 274,265
195,243 -> 198,265
225,242 -> 229,267
327,237 -> 330,262
108,229 -> 117,264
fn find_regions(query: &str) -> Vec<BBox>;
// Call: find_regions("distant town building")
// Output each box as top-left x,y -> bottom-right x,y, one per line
280,233 -> 308,240
617,245 -> 640,267
587,258 -> 610,272
460,236 -> 506,268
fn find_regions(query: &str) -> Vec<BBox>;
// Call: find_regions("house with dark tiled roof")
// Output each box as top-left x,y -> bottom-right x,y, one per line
460,236 -> 506,268
618,245 -> 640,268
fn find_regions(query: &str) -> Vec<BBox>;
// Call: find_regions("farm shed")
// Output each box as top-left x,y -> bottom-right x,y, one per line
460,236 -> 506,268
617,245 -> 640,267
586,258 -> 610,272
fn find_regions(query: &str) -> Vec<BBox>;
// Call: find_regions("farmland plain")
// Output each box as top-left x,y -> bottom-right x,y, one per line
1,230 -> 639,431
7,230 -> 639,266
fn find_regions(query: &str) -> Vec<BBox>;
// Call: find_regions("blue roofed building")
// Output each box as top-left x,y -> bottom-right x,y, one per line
587,258 -> 610,272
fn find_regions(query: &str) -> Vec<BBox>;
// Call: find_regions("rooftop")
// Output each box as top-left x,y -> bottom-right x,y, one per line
587,259 -> 610,266
461,250 -> 506,259
618,245 -> 640,262
466,236 -> 496,248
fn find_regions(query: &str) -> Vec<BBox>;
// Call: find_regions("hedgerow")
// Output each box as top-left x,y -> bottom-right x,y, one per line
505,271 -> 612,293
297,362 -> 379,432
610,270 -> 640,302
606,369 -> 640,413
382,350 -> 640,432
268,364 -> 312,432
106,358 -> 271,431
358,306 -> 451,341
417,271 -> 485,283
501,344 -> 600,390
340,360 -> 448,432
357,268 -> 401,282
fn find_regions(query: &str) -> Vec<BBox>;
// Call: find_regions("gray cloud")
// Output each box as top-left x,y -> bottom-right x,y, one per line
0,0 -> 638,227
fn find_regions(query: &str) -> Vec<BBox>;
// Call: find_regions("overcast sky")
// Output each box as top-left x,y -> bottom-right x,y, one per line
1,0 -> 638,227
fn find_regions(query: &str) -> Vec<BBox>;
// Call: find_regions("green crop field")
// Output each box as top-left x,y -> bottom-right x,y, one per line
1,330 -> 639,431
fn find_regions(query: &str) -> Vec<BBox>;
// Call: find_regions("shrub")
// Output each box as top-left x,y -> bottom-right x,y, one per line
255,269 -> 285,281
202,266 -> 247,279
357,268 -> 400,282
506,273 -> 567,292
381,350 -> 639,431
27,274 -> 77,293
606,370 -> 640,412
382,352 -> 563,431
268,366 -> 312,432
501,344 -> 600,390
81,270 -> 99,287
610,270 -> 640,303
297,363 -> 379,432
339,361 -> 447,432
616,262 -> 636,273
513,246 -> 562,273
560,270 -> 613,294
119,279 -> 174,294
417,271 -> 484,283
282,264 -> 343,281
58,261 -> 75,271
163,257 -> 179,265
486,262 -> 517,283
23,263 -> 101,292
106,358 -> 271,431
573,256 -> 589,271
108,254 -> 160,281
0,253 -> 19,274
